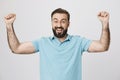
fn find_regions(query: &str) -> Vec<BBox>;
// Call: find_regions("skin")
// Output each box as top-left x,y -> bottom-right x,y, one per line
4,14 -> 35,54
4,11 -> 110,54
88,11 -> 110,52
51,13 -> 69,42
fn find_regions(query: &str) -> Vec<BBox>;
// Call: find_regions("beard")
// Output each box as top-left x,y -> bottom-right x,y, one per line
52,26 -> 68,38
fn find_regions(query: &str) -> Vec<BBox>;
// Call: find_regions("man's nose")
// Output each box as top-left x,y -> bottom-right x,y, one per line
57,22 -> 62,27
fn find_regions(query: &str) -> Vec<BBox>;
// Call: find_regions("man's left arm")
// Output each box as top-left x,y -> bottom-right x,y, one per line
88,11 -> 110,52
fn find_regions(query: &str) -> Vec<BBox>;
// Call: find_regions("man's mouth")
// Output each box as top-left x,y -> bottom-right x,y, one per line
56,29 -> 63,33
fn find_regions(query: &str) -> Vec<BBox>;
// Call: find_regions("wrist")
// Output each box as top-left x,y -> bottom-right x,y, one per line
6,23 -> 13,27
101,21 -> 109,25
102,22 -> 109,29
6,23 -> 13,30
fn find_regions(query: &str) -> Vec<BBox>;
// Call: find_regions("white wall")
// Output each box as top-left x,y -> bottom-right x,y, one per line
0,0 -> 120,80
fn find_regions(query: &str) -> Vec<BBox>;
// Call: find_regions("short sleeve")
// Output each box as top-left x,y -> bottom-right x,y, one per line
81,37 -> 92,52
32,38 -> 40,52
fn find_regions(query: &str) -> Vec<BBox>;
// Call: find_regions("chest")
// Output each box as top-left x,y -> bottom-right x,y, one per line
39,39 -> 82,63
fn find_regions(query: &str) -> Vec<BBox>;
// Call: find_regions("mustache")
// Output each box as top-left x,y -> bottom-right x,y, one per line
55,26 -> 64,30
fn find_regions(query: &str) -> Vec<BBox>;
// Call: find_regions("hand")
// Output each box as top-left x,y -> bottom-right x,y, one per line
98,11 -> 109,24
4,13 -> 16,25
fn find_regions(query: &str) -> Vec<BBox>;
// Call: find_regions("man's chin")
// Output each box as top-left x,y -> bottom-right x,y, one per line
55,33 -> 66,38
56,31 -> 63,35
52,29 -> 68,38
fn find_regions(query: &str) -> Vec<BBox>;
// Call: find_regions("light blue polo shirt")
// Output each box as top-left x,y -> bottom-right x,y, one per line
32,34 -> 92,80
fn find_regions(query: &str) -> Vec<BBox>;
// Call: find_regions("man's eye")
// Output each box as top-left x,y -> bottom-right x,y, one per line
62,21 -> 66,23
54,21 -> 58,23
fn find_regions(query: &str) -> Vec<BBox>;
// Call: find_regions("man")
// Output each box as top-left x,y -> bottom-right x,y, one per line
4,8 -> 110,80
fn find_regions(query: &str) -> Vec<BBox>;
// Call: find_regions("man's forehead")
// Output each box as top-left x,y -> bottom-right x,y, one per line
52,13 -> 68,20
53,13 -> 67,17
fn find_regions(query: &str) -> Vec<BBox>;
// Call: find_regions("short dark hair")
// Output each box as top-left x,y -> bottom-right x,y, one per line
51,8 -> 70,21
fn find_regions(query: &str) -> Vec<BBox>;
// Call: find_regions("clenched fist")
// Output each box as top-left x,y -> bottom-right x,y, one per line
4,14 -> 16,25
98,11 -> 109,24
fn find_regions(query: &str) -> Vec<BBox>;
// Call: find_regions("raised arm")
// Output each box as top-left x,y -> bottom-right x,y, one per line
88,11 -> 110,52
4,14 -> 36,54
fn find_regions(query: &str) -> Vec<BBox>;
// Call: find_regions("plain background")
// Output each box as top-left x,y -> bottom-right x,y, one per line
0,0 -> 120,80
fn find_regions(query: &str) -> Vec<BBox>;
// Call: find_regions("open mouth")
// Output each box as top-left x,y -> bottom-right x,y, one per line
56,29 -> 63,33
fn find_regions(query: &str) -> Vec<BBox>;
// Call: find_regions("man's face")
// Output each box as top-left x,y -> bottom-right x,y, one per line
51,13 -> 69,38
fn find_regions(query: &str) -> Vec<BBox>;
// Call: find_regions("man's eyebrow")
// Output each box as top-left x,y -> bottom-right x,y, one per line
52,18 -> 58,20
61,19 -> 67,21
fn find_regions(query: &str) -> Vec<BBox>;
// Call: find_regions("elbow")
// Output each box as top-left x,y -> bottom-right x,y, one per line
10,48 -> 21,54
11,50 -> 19,54
103,42 -> 110,52
11,50 -> 15,53
105,47 -> 110,51
103,48 -> 109,52
102,45 -> 110,52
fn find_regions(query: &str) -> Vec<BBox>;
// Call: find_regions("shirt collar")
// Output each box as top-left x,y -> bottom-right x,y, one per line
50,34 -> 71,42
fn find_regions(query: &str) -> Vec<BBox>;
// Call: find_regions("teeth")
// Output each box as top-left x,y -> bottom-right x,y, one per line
57,30 -> 62,31
56,29 -> 62,31
56,29 -> 62,33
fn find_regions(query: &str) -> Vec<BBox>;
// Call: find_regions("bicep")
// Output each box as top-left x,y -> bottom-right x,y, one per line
88,40 -> 106,53
15,41 -> 36,54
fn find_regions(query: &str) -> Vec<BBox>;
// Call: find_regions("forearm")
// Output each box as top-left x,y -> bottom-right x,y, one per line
100,22 -> 110,50
6,24 -> 20,53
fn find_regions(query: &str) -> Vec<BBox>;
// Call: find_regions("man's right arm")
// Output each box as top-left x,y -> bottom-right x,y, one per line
5,14 -> 36,54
